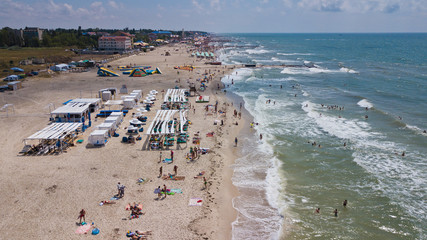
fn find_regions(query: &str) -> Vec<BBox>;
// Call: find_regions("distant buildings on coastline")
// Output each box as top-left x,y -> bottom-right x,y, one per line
12,27 -> 44,45
98,36 -> 132,50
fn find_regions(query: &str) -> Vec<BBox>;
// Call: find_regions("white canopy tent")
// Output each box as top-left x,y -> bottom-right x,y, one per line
163,89 -> 188,103
26,123 -> 82,141
145,110 -> 188,135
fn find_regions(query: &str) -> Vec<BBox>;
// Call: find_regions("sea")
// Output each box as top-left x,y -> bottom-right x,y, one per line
216,33 -> 427,240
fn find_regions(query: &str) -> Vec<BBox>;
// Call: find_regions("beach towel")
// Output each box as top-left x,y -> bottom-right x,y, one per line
76,224 -> 91,234
110,196 -> 120,200
136,178 -> 149,184
170,189 -> 183,194
189,198 -> 203,206
162,158 -> 173,164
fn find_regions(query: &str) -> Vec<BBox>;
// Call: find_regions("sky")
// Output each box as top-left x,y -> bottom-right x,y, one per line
1,0 -> 426,33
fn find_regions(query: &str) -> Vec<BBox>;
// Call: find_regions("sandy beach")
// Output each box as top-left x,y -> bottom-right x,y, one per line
0,44 -> 245,239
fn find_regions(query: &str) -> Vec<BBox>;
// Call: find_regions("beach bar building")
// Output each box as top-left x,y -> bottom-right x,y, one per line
50,101 -> 94,125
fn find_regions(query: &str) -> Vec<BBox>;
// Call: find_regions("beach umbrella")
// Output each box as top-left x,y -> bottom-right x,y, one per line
130,119 -> 143,125
11,67 -> 24,72
134,112 -> 144,118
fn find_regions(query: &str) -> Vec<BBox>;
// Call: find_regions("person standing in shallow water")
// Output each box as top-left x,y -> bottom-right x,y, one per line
343,199 -> 348,207
334,209 -> 338,217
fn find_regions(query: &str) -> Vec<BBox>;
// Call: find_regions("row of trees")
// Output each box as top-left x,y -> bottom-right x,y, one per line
0,27 -> 203,49
0,27 -> 98,48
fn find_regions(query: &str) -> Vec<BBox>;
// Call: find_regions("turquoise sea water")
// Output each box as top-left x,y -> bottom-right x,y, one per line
218,33 -> 427,240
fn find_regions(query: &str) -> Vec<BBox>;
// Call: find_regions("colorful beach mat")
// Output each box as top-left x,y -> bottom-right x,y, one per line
75,223 -> 91,234
189,198 -> 203,206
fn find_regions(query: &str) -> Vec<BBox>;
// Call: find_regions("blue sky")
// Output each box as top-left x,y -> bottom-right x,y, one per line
1,0 -> 426,32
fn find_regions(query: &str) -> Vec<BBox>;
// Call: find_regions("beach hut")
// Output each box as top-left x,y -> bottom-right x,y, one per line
88,129 -> 109,146
109,111 -> 123,122
102,91 -> 112,101
105,115 -> 121,127
123,99 -> 135,109
99,88 -> 117,100
120,85 -> 128,94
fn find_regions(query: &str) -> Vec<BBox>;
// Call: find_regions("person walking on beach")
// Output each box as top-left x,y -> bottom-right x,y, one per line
173,165 -> 178,175
78,209 -> 86,224
260,134 -> 263,141
235,137 -> 238,147
159,166 -> 163,178
203,177 -> 207,190
159,151 -> 162,163
334,209 -> 338,217
156,186 -> 162,199
170,150 -> 174,162
117,182 -> 122,196
163,184 -> 167,198
119,184 -> 126,198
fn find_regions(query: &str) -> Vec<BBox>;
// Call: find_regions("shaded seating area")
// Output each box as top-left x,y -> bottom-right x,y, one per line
145,110 -> 189,149
22,123 -> 82,155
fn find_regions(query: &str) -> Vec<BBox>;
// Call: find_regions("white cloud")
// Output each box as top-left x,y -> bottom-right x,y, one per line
91,2 -> 102,8
192,0 -> 203,11
108,1 -> 119,9
210,0 -> 221,10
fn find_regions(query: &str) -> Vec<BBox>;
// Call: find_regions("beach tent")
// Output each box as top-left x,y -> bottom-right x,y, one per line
51,64 -> 69,72
11,67 -> 24,72
129,68 -> 147,77
88,129 -> 108,146
3,75 -> 19,81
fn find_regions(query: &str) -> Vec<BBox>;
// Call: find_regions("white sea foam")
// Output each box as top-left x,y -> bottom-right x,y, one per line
301,101 -> 427,224
246,49 -> 270,54
281,67 -> 340,75
357,99 -> 374,109
340,67 -> 359,74
277,53 -> 313,56
231,93 -> 289,240
302,101 -> 372,139
302,90 -> 310,96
